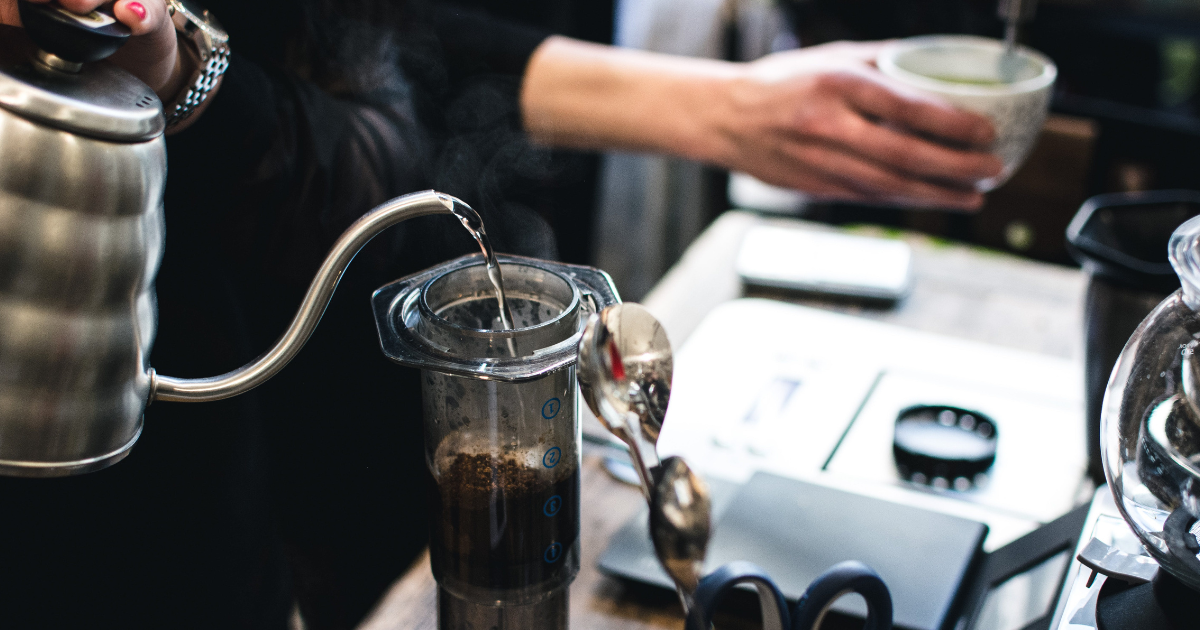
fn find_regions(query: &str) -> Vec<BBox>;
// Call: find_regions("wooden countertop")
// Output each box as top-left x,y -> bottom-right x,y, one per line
354,211 -> 1087,630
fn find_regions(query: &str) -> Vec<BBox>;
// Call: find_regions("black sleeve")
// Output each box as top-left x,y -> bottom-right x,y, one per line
147,13 -> 562,629
164,7 -> 558,295
430,2 -> 552,81
163,52 -> 467,290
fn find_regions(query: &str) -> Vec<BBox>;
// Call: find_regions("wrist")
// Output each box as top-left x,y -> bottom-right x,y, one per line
677,65 -> 750,169
158,33 -> 191,102
522,37 -> 743,160
698,63 -> 800,177
161,32 -> 217,134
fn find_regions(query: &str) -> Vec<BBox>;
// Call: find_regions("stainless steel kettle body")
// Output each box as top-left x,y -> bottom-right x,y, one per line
0,92 -> 165,475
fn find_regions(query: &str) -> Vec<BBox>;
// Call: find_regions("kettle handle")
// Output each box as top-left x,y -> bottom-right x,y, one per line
17,1 -> 131,66
150,190 -> 468,403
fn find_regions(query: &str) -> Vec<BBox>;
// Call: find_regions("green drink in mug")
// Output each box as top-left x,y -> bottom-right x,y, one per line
878,35 -> 1057,191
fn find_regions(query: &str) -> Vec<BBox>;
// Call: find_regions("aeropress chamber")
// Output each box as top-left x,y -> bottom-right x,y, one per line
372,253 -> 619,628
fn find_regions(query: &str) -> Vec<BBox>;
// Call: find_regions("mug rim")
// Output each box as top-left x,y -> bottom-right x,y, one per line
877,34 -> 1057,97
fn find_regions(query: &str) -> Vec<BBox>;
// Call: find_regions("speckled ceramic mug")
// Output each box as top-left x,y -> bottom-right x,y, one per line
878,35 -> 1057,191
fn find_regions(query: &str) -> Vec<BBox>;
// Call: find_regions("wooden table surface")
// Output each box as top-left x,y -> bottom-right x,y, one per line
354,211 -> 1088,630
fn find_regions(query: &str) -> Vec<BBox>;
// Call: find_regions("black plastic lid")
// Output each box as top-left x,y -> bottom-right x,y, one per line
18,1 -> 130,64
1066,190 -> 1200,293
893,405 -> 997,490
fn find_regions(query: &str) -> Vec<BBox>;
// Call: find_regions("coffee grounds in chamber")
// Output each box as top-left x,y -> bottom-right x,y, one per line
428,452 -> 579,591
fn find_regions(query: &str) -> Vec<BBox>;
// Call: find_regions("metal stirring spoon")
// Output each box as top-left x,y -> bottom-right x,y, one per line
998,26 -> 1022,83
578,310 -> 707,616
578,309 -> 647,494
577,303 -> 673,498
650,456 -> 713,615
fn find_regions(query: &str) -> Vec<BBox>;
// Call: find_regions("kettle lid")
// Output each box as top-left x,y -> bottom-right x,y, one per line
0,25 -> 163,142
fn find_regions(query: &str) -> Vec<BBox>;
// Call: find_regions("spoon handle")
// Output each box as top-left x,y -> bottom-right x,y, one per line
629,430 -> 660,484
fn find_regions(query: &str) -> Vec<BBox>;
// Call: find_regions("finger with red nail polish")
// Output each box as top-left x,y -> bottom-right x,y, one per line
126,2 -> 146,21
113,0 -> 160,35
106,0 -> 182,97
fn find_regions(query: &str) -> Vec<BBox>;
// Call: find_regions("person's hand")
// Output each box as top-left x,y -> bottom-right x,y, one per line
0,0 -> 184,101
716,41 -> 1002,210
523,37 -> 1001,211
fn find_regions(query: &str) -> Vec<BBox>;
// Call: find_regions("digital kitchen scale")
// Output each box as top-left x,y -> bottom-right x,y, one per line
598,298 -> 1093,629
600,471 -> 990,630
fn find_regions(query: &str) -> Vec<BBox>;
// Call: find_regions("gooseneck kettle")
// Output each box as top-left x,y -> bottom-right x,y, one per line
0,3 -> 471,476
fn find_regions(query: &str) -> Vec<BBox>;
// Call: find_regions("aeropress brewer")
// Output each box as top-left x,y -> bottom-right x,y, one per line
371,255 -> 619,627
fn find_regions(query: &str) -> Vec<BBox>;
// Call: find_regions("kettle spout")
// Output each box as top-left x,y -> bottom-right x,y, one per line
151,190 -> 469,403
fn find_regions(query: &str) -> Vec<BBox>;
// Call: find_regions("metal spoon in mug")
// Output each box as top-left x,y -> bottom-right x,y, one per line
578,303 -> 673,497
998,0 -> 1034,82
650,456 -> 713,615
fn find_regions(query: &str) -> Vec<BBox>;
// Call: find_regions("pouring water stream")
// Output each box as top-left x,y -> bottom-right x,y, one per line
448,204 -> 518,355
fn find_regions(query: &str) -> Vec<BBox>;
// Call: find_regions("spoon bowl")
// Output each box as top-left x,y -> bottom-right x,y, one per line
577,303 -> 674,493
579,303 -> 672,443
650,455 -> 713,611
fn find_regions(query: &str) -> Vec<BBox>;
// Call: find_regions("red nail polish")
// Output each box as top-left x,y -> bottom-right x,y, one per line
127,2 -> 146,21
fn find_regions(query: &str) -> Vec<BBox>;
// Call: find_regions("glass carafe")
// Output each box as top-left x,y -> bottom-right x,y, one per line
1102,214 -> 1200,592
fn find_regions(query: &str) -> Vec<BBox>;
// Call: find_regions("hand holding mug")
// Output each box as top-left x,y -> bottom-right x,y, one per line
719,40 -> 1004,210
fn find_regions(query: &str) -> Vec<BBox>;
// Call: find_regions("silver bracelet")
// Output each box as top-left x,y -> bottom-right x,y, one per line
164,0 -> 230,129
164,42 -> 229,128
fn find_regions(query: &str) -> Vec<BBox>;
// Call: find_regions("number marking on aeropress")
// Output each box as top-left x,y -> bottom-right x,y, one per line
543,446 -> 561,469
544,542 -> 563,563
542,397 -> 561,419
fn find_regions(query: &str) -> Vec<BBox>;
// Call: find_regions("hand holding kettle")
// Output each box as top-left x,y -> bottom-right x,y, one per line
0,0 -> 206,126
684,560 -> 893,630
